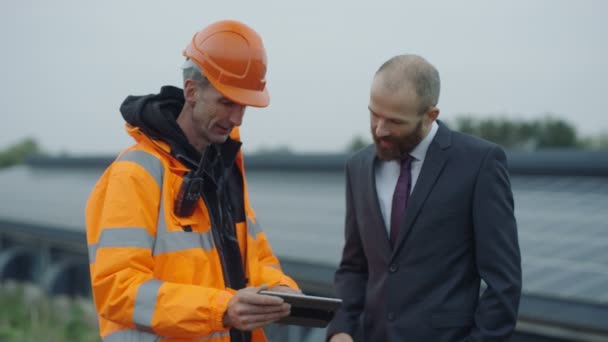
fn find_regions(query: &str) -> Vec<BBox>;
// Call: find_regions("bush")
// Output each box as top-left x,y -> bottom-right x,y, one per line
0,282 -> 100,342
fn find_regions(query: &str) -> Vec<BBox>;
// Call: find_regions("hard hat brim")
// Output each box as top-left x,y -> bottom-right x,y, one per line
213,81 -> 270,108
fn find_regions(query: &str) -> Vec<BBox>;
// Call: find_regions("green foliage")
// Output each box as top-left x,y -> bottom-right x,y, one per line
578,131 -> 608,150
348,115 -> 607,152
535,117 -> 578,148
0,283 -> 100,342
346,134 -> 371,152
0,138 -> 41,168
449,115 -> 581,150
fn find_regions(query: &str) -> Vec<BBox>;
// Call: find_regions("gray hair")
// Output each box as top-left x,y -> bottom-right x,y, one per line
181,58 -> 210,89
376,54 -> 440,115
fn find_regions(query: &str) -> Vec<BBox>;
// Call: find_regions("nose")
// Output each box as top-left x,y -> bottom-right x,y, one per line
374,119 -> 389,138
229,105 -> 246,127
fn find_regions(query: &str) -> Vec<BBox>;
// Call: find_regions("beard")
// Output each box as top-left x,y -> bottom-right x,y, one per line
372,119 -> 425,160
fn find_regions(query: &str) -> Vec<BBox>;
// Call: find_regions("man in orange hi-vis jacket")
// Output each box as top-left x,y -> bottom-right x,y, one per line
86,20 -> 300,342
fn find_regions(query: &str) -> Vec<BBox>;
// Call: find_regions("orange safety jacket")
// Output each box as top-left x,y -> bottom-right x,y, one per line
86,125 -> 298,342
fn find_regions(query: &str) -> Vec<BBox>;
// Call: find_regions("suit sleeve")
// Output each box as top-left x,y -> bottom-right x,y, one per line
327,162 -> 368,339
469,145 -> 522,341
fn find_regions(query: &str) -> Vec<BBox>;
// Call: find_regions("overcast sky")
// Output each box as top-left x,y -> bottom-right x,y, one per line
1,0 -> 606,155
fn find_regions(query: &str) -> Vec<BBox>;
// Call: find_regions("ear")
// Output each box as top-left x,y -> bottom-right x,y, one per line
426,107 -> 440,122
183,79 -> 198,105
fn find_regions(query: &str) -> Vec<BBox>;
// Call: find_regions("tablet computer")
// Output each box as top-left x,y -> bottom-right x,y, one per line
259,290 -> 342,328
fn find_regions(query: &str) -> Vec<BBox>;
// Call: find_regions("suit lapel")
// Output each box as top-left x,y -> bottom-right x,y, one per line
392,123 -> 452,256
361,146 -> 393,255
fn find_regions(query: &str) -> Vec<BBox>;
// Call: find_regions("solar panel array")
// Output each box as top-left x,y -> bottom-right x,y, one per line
247,171 -> 608,306
0,165 -> 606,306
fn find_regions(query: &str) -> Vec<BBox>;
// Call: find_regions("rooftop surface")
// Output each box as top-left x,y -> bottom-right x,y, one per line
1,151 -> 607,332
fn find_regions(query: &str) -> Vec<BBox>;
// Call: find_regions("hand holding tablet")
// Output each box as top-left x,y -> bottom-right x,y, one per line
260,290 -> 342,328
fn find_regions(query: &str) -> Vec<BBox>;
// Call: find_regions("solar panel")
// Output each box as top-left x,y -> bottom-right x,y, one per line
0,162 -> 607,322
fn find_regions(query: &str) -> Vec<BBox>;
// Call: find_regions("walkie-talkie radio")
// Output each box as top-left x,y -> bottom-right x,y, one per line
174,148 -> 209,217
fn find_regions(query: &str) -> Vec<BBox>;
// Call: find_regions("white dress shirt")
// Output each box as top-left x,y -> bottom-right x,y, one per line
375,120 -> 439,234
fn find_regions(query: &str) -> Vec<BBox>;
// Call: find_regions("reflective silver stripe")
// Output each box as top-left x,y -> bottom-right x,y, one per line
153,230 -> 215,255
117,150 -> 163,190
103,329 -> 160,342
133,279 -> 162,328
247,217 -> 263,237
154,197 -> 215,255
89,228 -> 154,263
196,331 -> 230,340
103,329 -> 229,341
88,244 -> 96,263
157,196 -> 168,234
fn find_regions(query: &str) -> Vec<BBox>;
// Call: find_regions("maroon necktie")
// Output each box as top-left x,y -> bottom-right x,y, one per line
390,156 -> 412,247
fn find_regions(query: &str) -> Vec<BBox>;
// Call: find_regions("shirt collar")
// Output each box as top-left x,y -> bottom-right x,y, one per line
409,120 -> 438,161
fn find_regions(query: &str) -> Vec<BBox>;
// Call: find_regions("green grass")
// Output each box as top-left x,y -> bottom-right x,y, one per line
0,282 -> 100,342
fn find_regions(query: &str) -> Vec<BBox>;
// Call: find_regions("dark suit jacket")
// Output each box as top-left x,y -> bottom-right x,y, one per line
328,123 -> 522,342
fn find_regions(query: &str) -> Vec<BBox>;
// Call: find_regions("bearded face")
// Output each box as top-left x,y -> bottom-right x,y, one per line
372,118 -> 425,160
368,74 -> 435,161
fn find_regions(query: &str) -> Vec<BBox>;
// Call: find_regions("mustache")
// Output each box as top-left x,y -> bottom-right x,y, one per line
373,134 -> 398,144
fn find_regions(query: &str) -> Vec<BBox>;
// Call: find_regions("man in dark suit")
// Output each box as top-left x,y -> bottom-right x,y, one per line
327,55 -> 521,342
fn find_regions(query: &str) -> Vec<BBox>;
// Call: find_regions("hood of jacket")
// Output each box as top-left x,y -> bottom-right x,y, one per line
119,85 -> 242,174
120,85 -> 201,164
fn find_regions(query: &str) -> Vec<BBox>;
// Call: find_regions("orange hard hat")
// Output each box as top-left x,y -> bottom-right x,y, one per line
183,20 -> 270,108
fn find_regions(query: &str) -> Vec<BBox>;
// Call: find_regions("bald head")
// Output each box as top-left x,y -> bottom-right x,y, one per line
375,54 -> 441,115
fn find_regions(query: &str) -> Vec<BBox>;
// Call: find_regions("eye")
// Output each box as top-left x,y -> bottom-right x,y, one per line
219,98 -> 237,107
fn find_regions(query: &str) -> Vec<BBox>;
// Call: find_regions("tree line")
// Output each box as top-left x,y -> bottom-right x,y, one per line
0,138 -> 41,169
0,115 -> 606,169
347,115 -> 608,152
